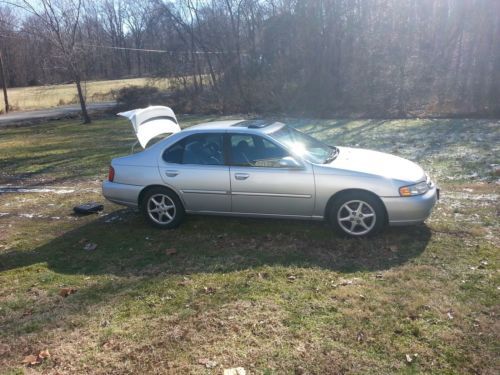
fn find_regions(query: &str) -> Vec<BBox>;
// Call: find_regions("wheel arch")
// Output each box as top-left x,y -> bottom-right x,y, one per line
138,184 -> 185,209
324,188 -> 388,223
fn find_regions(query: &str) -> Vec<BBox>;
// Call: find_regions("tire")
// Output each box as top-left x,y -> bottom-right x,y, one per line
140,187 -> 185,229
329,191 -> 386,237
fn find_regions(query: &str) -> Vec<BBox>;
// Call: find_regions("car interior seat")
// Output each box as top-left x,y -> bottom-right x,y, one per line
233,140 -> 252,165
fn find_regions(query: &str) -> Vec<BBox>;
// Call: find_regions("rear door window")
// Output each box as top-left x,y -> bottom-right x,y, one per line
163,133 -> 224,165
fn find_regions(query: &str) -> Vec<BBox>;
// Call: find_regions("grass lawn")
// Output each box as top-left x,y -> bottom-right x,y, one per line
2,78 -> 172,112
0,117 -> 498,374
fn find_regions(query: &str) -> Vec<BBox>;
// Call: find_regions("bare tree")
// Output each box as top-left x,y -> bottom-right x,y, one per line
8,0 -> 91,123
123,0 -> 152,76
0,0 -> 499,117
99,0 -> 130,77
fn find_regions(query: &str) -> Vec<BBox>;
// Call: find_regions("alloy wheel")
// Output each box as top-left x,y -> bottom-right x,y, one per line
147,194 -> 176,225
337,200 -> 376,236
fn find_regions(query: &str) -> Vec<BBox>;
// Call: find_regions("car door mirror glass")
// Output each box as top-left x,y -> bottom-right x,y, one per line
279,156 -> 302,168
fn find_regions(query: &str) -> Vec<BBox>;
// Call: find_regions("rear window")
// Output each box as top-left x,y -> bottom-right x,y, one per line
163,141 -> 183,163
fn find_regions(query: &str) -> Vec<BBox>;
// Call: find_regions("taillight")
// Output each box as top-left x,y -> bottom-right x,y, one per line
108,166 -> 115,182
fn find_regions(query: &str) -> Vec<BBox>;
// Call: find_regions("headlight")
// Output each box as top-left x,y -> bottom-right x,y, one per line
399,181 -> 429,197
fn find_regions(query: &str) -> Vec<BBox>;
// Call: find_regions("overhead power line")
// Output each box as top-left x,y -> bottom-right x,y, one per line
0,33 -> 236,55
79,42 -> 227,54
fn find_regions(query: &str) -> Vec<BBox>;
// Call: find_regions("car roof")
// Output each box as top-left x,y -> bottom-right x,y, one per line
186,119 -> 286,134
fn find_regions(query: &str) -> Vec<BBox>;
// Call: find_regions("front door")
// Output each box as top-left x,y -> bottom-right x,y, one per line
159,132 -> 231,213
228,133 -> 315,217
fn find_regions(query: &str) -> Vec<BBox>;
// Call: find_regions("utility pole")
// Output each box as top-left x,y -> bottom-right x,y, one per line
0,51 -> 9,113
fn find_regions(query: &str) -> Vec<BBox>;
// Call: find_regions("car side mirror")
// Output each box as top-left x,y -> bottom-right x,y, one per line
279,156 -> 302,168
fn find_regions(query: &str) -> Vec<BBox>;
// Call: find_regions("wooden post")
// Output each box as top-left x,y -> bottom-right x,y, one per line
0,51 -> 9,113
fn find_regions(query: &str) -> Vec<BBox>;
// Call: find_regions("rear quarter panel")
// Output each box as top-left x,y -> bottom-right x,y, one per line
113,146 -> 163,185
113,165 -> 162,186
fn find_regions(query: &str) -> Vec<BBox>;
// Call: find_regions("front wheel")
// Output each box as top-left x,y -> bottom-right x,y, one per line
140,187 -> 185,229
329,192 -> 386,237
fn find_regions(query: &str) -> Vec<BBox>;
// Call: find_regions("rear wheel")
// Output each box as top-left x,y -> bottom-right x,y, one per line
329,191 -> 386,237
140,187 -> 185,229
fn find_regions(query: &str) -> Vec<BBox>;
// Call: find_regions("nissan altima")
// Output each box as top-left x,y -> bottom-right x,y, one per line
102,106 -> 438,237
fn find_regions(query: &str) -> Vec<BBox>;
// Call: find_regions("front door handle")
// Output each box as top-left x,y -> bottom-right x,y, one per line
165,170 -> 179,177
235,173 -> 249,180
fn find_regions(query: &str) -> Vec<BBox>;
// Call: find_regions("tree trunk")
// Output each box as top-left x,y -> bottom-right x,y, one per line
137,50 -> 142,76
0,52 -> 9,113
75,78 -> 91,124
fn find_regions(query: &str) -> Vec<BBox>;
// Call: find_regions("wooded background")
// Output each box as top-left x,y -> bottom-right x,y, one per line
1,0 -> 499,117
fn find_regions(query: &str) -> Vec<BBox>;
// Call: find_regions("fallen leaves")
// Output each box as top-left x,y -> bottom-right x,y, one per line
0,344 -> 10,358
177,277 -> 192,287
22,349 -> 50,366
59,287 -> 77,298
198,358 -> 217,368
83,242 -> 97,251
388,245 -> 399,252
257,272 -> 269,279
21,309 -> 33,317
203,286 -> 216,295
339,279 -> 353,286
405,353 -> 418,364
38,349 -> 50,359
356,331 -> 365,342
478,260 -> 488,269
224,367 -> 246,375
330,278 -> 360,288
102,339 -> 121,351
295,342 -> 306,353
165,248 -> 177,256
22,355 -> 40,366
469,259 -> 490,271
447,309 -> 454,320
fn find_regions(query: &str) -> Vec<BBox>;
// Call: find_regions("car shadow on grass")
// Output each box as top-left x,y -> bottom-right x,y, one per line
0,209 -> 431,277
0,210 -> 432,341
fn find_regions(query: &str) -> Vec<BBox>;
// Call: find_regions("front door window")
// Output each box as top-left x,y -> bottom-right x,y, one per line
229,134 -> 288,167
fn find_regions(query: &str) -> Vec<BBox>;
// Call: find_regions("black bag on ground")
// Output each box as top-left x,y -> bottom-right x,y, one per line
73,202 -> 104,215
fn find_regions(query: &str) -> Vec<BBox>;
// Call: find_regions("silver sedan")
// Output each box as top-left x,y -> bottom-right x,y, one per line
103,107 -> 438,237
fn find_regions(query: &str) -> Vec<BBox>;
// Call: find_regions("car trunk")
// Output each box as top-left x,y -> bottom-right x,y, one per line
118,106 -> 181,149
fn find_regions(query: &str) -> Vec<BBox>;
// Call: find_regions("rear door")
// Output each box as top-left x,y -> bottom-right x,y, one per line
158,132 -> 231,213
228,133 -> 315,217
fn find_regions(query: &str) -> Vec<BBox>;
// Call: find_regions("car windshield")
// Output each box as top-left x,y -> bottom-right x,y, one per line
269,125 -> 336,164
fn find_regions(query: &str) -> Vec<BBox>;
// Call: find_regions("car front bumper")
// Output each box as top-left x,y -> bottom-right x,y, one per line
102,181 -> 143,207
382,186 -> 438,226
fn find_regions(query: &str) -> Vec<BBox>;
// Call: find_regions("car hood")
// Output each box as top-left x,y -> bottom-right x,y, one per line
324,146 -> 425,182
118,106 -> 181,148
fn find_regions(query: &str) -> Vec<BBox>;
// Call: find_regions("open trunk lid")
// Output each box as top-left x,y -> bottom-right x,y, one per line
118,106 -> 181,148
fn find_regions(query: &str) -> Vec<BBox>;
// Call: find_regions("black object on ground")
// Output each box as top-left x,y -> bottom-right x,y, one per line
73,202 -> 104,215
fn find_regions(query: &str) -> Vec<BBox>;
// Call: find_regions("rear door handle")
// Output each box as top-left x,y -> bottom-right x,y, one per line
165,170 -> 179,177
235,173 -> 249,180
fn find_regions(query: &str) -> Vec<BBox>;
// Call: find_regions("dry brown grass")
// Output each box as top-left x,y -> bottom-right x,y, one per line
3,77 -> 172,112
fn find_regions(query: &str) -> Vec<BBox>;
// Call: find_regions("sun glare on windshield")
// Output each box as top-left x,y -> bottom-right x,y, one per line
271,126 -> 332,164
286,141 -> 308,157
